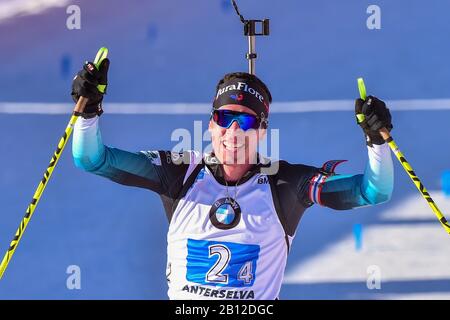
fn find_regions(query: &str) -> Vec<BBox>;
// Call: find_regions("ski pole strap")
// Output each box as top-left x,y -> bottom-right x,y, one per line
309,160 -> 347,206
321,160 -> 347,174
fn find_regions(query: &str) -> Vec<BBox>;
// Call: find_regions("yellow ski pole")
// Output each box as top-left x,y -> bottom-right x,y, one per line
0,47 -> 109,279
357,77 -> 450,234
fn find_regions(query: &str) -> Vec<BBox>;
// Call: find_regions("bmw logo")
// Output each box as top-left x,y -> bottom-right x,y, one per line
209,198 -> 241,230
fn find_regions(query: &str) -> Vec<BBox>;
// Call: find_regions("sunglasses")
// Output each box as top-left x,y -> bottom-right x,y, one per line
212,109 -> 265,131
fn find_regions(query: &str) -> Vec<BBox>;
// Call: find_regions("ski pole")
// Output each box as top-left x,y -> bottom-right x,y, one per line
357,77 -> 450,235
0,47 -> 109,279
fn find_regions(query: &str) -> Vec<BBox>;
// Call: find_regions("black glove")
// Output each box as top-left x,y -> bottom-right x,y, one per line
355,95 -> 393,146
71,58 -> 110,118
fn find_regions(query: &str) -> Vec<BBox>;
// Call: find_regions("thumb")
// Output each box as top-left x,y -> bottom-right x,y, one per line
355,98 -> 368,124
98,58 -> 110,84
354,98 -> 364,114
97,58 -> 109,93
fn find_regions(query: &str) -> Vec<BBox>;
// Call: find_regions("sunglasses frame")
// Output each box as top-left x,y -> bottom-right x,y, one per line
211,109 -> 268,130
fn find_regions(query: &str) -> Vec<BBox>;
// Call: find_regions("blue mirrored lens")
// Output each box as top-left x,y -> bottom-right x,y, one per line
213,110 -> 259,131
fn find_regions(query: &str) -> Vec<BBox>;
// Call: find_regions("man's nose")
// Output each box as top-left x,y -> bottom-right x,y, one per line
227,120 -> 241,130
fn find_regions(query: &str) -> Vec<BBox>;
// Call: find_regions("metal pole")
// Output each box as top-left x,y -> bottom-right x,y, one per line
248,35 -> 256,75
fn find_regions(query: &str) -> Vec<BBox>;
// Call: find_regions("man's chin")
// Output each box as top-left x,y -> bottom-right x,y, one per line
219,154 -> 252,166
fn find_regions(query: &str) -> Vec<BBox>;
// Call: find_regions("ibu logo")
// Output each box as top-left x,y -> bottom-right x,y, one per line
195,169 -> 205,182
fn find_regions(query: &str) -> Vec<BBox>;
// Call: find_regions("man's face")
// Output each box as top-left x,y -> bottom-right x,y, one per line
208,104 -> 266,166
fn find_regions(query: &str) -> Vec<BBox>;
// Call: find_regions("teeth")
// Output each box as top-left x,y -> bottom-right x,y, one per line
223,141 -> 245,150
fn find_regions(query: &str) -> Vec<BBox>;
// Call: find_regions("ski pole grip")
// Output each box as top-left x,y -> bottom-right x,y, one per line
72,47 -> 109,114
379,127 -> 391,141
73,96 -> 89,113
357,77 -> 391,142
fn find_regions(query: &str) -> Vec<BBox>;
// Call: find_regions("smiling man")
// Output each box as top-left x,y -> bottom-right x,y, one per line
71,59 -> 394,300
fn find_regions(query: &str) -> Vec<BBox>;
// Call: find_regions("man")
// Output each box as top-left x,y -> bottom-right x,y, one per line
71,58 -> 394,300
